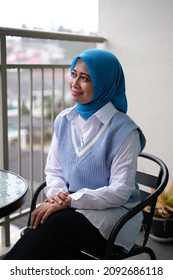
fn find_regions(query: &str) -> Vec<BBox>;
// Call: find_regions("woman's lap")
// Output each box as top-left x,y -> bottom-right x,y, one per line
4,208 -> 107,260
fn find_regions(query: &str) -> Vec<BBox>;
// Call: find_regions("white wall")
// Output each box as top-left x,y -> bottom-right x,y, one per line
98,0 -> 173,181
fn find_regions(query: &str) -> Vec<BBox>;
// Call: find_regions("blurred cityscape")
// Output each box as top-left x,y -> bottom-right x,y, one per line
7,25 -> 97,64
6,27 -> 96,182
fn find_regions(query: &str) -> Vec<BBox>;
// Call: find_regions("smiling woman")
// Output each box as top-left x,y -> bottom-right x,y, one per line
0,0 -> 99,33
4,49 -> 146,260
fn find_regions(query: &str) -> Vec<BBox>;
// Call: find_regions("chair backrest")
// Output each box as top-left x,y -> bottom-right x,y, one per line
135,152 -> 169,246
103,152 -> 169,258
27,152 -> 169,258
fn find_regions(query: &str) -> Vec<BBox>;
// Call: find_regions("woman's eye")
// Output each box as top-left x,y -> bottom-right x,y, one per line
71,71 -> 76,78
71,71 -> 90,82
81,76 -> 89,82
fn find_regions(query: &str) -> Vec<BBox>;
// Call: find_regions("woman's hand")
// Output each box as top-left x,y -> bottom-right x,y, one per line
30,192 -> 71,229
52,191 -> 71,207
45,191 -> 71,207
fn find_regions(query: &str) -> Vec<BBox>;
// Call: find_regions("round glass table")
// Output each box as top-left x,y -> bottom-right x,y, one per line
0,169 -> 28,219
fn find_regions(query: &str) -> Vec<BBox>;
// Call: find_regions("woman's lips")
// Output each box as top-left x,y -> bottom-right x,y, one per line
71,90 -> 82,97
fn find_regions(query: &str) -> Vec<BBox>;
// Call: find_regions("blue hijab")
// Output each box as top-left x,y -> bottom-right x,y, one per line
70,49 -> 127,120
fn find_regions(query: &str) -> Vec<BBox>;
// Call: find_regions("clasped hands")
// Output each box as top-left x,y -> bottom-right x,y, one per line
30,192 -> 71,229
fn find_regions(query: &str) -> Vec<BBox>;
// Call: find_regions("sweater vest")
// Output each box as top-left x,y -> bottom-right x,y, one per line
54,111 -> 145,194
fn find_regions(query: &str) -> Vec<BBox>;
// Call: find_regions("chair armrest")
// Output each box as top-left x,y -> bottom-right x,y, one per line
27,181 -> 47,226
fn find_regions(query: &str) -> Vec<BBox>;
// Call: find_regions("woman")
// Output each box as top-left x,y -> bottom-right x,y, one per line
4,49 -> 146,259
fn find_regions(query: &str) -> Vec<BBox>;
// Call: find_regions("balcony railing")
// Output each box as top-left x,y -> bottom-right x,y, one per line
0,27 -> 106,251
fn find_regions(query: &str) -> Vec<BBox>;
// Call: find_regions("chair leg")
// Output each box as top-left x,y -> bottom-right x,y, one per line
142,247 -> 156,260
118,247 -> 157,260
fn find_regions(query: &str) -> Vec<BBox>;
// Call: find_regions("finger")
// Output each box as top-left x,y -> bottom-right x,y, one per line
30,204 -> 46,229
53,194 -> 63,205
40,204 -> 59,223
45,196 -> 54,203
30,206 -> 41,228
55,194 -> 71,207
32,209 -> 45,229
40,209 -> 53,224
65,196 -> 71,207
58,192 -> 68,201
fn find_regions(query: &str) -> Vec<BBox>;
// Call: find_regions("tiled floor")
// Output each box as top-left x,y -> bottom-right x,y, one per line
128,232 -> 173,260
138,234 -> 173,260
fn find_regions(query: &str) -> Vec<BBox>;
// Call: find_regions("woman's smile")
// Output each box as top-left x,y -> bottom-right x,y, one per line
71,89 -> 83,97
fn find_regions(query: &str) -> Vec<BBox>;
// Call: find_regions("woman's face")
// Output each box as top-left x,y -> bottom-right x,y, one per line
69,59 -> 94,104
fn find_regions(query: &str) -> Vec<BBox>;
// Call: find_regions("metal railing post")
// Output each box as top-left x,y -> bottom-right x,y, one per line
0,34 -> 10,247
0,27 -> 106,253
0,34 -> 8,170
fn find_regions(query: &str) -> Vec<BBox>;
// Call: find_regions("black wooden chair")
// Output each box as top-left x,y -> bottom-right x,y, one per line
23,152 -> 169,259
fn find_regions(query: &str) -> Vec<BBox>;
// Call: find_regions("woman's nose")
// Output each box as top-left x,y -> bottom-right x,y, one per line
72,77 -> 79,87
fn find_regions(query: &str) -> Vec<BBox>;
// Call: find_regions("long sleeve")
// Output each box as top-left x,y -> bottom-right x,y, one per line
45,132 -> 69,197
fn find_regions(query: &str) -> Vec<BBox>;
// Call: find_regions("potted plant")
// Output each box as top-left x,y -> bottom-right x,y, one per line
145,182 -> 173,242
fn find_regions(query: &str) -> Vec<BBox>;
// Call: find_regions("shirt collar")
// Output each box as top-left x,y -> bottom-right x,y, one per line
66,102 -> 118,125
95,101 -> 118,125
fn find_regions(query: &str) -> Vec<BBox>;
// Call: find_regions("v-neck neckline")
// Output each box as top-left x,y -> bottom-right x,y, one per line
71,123 -> 108,157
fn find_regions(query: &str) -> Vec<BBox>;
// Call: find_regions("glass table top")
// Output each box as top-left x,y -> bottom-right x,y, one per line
0,170 -> 28,209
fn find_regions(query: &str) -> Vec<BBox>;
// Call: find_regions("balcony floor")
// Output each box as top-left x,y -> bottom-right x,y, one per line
134,232 -> 173,259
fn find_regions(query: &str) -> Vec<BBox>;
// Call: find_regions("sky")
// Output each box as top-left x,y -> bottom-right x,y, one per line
0,0 -> 99,34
